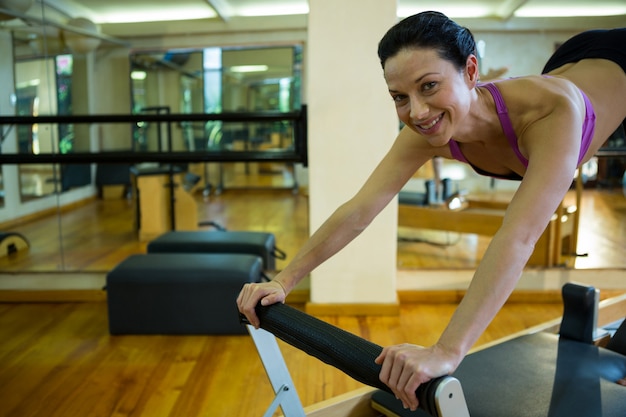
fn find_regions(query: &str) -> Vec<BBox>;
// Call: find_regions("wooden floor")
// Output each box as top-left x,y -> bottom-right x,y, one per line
0,167 -> 625,416
0,300 -> 568,417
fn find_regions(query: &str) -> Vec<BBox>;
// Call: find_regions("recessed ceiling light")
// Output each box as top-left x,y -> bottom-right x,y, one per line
229,65 -> 269,73
236,4 -> 309,17
514,5 -> 626,17
131,71 -> 147,80
93,5 -> 217,24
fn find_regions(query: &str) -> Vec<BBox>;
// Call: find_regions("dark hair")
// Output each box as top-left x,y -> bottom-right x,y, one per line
378,11 -> 477,70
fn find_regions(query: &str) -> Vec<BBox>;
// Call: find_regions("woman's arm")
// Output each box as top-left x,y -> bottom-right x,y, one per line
237,127 -> 435,327
377,90 -> 585,411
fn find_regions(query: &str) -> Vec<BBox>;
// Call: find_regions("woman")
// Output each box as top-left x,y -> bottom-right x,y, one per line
238,11 -> 626,411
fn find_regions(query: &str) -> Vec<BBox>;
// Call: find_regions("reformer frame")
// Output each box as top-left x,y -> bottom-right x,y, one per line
244,288 -> 626,417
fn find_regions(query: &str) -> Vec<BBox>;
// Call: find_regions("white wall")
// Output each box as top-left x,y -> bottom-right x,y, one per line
474,30 -> 579,77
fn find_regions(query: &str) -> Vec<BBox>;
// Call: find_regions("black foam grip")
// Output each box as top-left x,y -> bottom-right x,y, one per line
242,302 -> 444,416
560,283 -> 596,343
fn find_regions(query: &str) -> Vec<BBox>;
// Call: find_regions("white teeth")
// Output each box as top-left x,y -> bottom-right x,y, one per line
418,114 -> 442,130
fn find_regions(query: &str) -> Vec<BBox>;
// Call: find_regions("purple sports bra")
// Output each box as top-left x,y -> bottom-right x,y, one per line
449,81 -> 596,180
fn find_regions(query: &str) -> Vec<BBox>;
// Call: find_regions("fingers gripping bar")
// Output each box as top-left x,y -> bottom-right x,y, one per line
241,303 -> 469,417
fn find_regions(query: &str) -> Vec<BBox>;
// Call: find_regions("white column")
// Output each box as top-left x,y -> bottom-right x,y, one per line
306,0 -> 399,309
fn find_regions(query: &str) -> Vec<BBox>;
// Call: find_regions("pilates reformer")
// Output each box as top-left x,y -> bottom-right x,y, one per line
241,304 -> 469,417
241,283 -> 626,417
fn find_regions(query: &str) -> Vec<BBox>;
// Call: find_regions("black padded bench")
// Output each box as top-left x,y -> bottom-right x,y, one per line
146,230 -> 284,271
106,253 -> 262,335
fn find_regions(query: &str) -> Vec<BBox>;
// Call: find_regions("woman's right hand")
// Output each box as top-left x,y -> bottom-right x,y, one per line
236,280 -> 287,328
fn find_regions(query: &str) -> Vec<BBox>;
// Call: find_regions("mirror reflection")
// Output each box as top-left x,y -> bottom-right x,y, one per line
13,41 -> 94,201
2,23 -> 306,272
16,55 -> 65,200
129,45 -> 302,191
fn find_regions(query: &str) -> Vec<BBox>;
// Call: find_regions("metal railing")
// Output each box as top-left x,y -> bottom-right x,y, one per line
0,107 -> 308,166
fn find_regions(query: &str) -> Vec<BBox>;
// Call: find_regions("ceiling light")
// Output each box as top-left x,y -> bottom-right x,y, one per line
514,5 -> 626,17
236,4 -> 309,17
93,5 -> 217,24
229,65 -> 269,73
131,71 -> 147,80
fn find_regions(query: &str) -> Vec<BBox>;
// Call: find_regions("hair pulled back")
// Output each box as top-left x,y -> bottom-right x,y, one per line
378,11 -> 477,70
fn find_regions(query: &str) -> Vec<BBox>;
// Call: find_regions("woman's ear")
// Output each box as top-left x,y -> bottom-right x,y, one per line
465,54 -> 480,85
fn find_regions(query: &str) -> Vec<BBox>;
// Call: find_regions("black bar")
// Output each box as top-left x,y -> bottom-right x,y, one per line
0,111 -> 304,125
0,106 -> 308,165
0,150 -> 304,165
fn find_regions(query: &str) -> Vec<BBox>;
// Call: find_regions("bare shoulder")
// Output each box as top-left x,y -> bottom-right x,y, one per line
488,77 -> 588,163
490,76 -> 584,127
493,76 -> 582,110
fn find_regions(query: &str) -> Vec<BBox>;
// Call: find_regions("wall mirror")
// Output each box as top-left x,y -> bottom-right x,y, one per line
129,45 -> 303,191
1,1 -> 306,273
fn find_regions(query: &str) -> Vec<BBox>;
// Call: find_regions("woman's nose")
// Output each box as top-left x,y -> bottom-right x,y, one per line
409,97 -> 429,120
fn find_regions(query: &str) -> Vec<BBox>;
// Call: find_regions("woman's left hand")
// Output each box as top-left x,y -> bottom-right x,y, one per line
375,342 -> 459,411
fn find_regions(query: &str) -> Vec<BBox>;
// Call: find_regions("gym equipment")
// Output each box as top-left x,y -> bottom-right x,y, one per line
106,253 -> 262,335
373,331 -> 626,417
0,232 -> 29,257
147,230 -> 285,271
398,178 -> 454,207
131,165 -> 199,241
241,303 -> 470,417
398,169 -> 584,267
242,283 -> 626,417
398,191 -> 579,267
374,283 -> 626,416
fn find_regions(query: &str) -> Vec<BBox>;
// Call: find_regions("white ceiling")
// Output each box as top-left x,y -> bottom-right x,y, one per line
43,0 -> 626,24
2,0 -> 625,45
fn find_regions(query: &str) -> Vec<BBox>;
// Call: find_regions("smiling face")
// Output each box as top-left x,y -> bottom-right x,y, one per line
383,48 -> 479,146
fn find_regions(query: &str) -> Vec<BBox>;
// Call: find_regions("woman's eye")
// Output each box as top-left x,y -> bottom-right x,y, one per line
392,94 -> 407,103
422,82 -> 437,91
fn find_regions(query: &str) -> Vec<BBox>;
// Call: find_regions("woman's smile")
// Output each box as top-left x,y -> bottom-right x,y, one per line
415,113 -> 444,133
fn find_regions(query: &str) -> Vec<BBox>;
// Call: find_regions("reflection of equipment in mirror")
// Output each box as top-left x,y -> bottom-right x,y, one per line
398,172 -> 582,267
130,165 -> 199,242
0,232 -> 29,257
